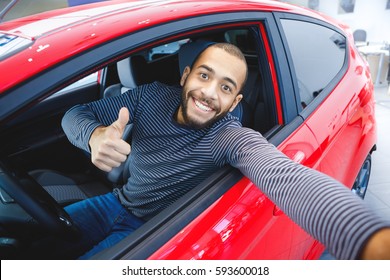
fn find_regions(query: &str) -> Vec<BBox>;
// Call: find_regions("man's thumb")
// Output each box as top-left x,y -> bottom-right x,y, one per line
113,107 -> 129,136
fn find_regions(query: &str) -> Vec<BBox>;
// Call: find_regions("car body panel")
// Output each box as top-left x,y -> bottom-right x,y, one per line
305,43 -> 376,188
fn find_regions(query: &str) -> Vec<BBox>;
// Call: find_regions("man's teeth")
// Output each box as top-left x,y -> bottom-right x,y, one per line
194,99 -> 212,112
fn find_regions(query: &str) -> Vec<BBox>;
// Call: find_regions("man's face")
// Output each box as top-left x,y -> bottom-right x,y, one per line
177,46 -> 246,129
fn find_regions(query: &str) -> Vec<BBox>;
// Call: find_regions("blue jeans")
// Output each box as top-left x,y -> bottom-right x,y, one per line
62,192 -> 145,259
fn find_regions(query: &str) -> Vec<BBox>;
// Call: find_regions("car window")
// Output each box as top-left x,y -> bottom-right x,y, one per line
280,19 -> 347,109
46,72 -> 99,100
0,32 -> 33,60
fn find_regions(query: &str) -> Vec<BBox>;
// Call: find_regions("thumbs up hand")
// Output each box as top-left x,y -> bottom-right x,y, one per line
89,107 -> 131,172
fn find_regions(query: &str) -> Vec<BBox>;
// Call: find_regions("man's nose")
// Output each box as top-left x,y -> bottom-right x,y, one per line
201,82 -> 218,101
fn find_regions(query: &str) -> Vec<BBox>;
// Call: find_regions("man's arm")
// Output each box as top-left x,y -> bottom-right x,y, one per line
61,103 -> 105,153
215,126 -> 390,259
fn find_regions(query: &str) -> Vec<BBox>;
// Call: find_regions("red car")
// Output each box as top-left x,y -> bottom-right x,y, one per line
0,0 -> 375,259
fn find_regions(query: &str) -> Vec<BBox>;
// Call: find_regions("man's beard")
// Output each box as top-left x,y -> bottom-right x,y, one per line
180,89 -> 228,130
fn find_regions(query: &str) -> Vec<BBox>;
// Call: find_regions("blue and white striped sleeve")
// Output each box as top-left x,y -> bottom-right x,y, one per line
214,126 -> 390,259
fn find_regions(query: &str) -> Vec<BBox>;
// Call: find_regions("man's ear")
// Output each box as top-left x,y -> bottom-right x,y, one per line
180,66 -> 191,86
229,94 -> 243,112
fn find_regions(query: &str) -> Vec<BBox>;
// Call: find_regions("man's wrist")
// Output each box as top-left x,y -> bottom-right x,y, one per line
359,228 -> 390,259
88,125 -> 105,152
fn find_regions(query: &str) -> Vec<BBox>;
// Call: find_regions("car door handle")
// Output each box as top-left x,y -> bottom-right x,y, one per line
273,205 -> 284,216
291,150 -> 305,163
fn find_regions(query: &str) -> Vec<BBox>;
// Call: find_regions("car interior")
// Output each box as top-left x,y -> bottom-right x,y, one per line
0,26 -> 280,259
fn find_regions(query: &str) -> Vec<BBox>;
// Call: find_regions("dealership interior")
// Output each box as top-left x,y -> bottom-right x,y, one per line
0,0 -> 389,260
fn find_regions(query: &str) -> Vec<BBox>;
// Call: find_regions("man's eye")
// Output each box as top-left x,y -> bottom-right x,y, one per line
200,73 -> 208,80
222,84 -> 232,93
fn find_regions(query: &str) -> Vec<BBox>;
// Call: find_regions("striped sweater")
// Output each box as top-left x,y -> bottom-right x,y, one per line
62,81 -> 389,259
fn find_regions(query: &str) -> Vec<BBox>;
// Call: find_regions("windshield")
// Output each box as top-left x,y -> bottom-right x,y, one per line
0,32 -> 33,60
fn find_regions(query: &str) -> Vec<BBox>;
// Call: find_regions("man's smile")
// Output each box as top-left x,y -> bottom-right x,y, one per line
192,97 -> 214,113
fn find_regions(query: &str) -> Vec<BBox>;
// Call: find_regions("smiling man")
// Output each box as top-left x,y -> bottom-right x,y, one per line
177,44 -> 245,129
59,42 -> 390,260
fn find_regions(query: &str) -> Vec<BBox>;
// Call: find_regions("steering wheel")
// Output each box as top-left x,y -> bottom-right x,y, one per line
0,160 -> 80,241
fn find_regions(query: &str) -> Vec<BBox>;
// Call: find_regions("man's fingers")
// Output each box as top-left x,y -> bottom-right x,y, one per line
103,138 -> 131,156
98,139 -> 130,159
114,139 -> 131,155
93,160 -> 117,172
92,150 -> 125,171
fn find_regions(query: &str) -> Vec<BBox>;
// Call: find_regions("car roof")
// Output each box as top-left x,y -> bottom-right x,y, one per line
0,0 -> 299,36
0,0 -> 343,94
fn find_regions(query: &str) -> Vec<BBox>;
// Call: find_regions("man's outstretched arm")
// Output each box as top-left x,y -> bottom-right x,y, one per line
215,126 -> 390,259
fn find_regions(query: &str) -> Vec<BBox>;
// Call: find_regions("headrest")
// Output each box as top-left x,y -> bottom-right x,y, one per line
117,57 -> 138,90
178,41 -> 215,75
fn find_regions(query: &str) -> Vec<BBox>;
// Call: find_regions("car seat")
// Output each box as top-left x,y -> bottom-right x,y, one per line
104,56 -> 147,98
